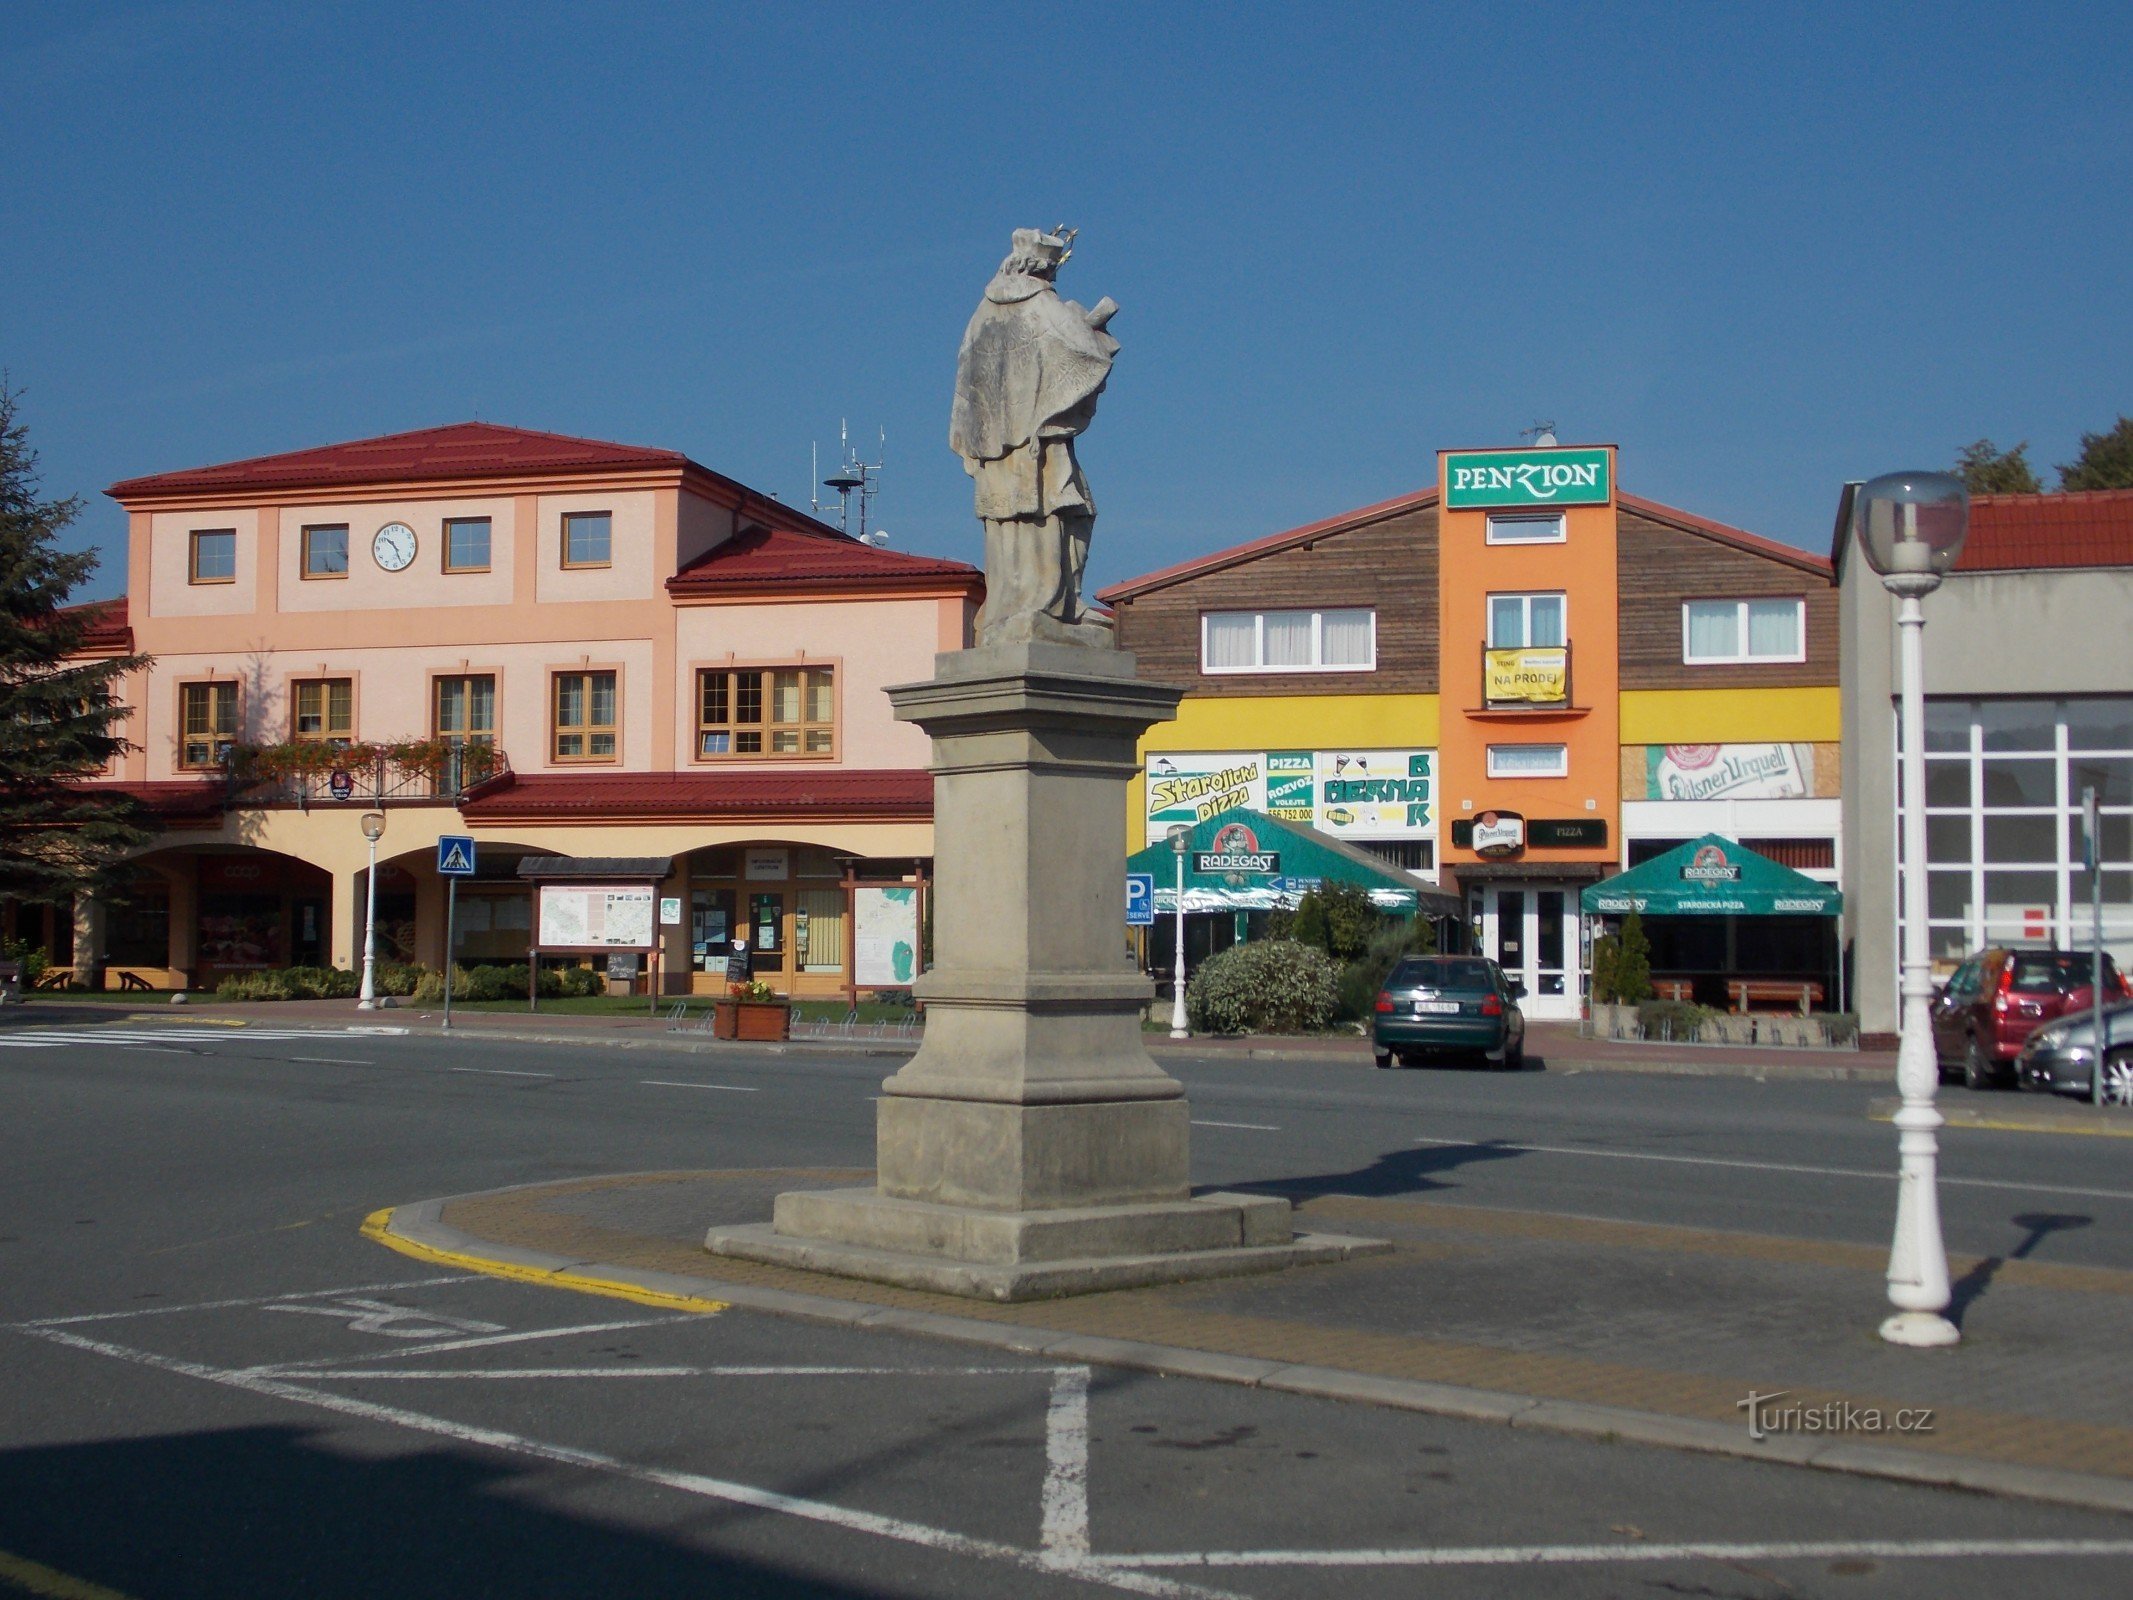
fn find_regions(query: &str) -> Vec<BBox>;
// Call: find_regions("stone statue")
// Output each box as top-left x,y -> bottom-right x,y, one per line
950,227 -> 1119,646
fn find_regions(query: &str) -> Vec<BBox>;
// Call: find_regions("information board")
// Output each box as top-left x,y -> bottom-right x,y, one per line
536,884 -> 656,949
854,886 -> 920,986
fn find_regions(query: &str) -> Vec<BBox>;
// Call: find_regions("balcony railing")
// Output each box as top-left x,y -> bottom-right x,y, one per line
1480,641 -> 1573,709
222,739 -> 511,808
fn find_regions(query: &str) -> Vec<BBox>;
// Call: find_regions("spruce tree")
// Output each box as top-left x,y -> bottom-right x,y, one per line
0,383 -> 153,908
1954,439 -> 2042,495
2059,416 -> 2133,492
1614,910 -> 1654,1004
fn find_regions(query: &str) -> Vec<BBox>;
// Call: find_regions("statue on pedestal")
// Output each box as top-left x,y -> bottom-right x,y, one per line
950,227 -> 1119,646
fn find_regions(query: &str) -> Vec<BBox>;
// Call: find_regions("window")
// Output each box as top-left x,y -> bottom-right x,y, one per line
444,518 -> 492,572
299,524 -> 349,579
1354,839 -> 1436,873
562,511 -> 612,568
1200,608 -> 1374,672
189,530 -> 236,584
552,671 -> 617,761
179,681 -> 238,769
292,678 -> 352,742
1682,598 -> 1805,664
1486,513 -> 1565,545
1486,743 -> 1569,778
1486,592 -> 1566,647
433,674 -> 497,745
697,666 -> 835,757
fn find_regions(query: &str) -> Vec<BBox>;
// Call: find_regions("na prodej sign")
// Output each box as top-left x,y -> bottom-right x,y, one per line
1445,448 -> 1611,510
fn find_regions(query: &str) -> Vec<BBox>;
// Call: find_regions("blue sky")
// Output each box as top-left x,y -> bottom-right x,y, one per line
6,1 -> 2129,603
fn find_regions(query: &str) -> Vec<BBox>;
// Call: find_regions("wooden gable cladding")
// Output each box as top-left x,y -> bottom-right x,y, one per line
1616,509 -> 1836,689
1109,503 -> 1439,695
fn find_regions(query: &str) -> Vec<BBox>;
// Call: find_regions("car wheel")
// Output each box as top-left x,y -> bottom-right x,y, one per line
1962,1035 -> 1998,1091
1373,1049 -> 1394,1070
1503,1041 -> 1525,1072
2103,1049 -> 2133,1107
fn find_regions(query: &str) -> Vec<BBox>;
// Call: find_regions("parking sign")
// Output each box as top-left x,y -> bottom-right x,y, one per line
1125,872 -> 1156,927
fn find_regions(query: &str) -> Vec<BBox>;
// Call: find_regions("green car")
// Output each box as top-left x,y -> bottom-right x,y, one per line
1372,955 -> 1526,1070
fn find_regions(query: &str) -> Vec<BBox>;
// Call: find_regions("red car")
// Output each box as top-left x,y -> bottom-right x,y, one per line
1932,948 -> 2132,1090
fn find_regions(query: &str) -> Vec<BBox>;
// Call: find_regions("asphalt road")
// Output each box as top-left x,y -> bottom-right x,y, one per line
4,1017 -> 2132,1598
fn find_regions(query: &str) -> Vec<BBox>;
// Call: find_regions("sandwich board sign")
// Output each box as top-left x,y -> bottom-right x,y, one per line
436,836 -> 478,877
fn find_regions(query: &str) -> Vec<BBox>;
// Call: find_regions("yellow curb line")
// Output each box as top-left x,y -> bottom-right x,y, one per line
118,1013 -> 249,1027
0,1546 -> 138,1600
359,1208 -> 728,1315
1868,1107 -> 2133,1139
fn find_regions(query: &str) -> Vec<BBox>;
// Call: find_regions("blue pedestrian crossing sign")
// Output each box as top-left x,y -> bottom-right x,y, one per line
1125,872 -> 1156,926
436,836 -> 478,877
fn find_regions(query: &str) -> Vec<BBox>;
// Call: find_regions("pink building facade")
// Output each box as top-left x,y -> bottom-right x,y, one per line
58,422 -> 978,996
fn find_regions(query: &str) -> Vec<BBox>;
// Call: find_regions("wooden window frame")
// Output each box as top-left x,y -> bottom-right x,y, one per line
1681,596 -> 1807,666
188,529 -> 237,585
1198,608 -> 1377,674
443,517 -> 492,574
550,668 -> 620,764
692,662 -> 839,762
177,679 -> 239,771
431,671 -> 501,745
298,523 -> 350,581
290,676 -> 355,743
561,510 -> 613,570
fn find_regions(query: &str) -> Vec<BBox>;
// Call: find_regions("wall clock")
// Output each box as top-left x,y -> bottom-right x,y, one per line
373,522 -> 418,572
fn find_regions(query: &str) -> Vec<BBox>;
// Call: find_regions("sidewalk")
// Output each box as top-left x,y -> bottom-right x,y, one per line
5,997 -> 1894,1080
375,1164 -> 2133,1514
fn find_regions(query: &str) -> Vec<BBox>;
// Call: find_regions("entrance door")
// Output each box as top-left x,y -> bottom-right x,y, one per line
1477,883 -> 1581,1020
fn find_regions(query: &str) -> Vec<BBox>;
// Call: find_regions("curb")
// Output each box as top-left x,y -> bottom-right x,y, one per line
373,1185 -> 2133,1517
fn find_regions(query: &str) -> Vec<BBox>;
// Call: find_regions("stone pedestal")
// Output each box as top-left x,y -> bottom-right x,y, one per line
706,641 -> 1385,1300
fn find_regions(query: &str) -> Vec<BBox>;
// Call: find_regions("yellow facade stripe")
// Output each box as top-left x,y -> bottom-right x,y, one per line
359,1208 -> 729,1315
0,1549 -> 138,1600
1618,686 -> 1840,744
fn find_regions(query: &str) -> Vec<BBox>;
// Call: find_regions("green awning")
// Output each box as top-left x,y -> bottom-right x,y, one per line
1128,808 -> 1461,917
1581,834 -> 1841,917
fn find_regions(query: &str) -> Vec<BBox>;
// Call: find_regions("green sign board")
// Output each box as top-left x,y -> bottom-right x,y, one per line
1444,447 -> 1611,510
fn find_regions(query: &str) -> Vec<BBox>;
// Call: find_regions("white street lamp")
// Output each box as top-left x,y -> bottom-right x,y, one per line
356,810 -> 387,1010
1855,470 -> 1969,1347
1168,823 -> 1191,1039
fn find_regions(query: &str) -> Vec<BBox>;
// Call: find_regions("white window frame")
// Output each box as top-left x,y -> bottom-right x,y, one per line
1486,591 -> 1567,648
1485,512 -> 1566,545
1486,743 -> 1570,779
1199,608 -> 1376,674
1681,597 -> 1806,665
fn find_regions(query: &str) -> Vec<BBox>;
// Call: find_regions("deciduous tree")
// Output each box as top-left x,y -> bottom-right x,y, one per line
2059,416 -> 2133,492
1954,438 -> 2042,495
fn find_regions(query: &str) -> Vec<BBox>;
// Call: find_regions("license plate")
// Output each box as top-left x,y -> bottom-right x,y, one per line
1414,1001 -> 1460,1015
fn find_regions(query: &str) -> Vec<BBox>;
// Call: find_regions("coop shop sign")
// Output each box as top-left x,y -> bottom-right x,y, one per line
1445,448 -> 1611,509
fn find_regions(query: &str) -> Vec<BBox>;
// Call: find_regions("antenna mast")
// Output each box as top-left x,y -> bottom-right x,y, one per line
810,420 -> 886,539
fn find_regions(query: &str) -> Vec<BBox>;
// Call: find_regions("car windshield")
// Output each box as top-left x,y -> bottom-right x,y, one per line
2009,953 -> 2120,993
1392,959 -> 1494,990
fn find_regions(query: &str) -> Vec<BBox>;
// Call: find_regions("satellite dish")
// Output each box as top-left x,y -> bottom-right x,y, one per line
862,529 -> 891,547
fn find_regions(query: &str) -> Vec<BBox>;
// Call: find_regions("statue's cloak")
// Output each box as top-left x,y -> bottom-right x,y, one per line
950,272 -> 1119,468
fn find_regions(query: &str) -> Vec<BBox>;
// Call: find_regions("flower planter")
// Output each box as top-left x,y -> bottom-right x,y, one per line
712,1000 -> 791,1042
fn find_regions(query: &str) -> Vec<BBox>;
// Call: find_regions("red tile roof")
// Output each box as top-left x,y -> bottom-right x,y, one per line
1954,488 -> 2133,572
459,769 -> 934,824
51,598 -> 132,651
668,524 -> 979,597
86,780 -> 227,824
111,421 -> 716,501
1095,484 -> 1827,603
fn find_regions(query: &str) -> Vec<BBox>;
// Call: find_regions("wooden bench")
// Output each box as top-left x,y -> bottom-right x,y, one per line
1652,978 -> 1696,1002
1728,979 -> 1825,1015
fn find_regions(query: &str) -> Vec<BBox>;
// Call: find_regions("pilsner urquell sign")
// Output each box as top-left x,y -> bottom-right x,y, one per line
1445,447 -> 1611,509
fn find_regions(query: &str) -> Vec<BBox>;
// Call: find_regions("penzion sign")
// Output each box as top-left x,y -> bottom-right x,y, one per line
1445,447 -> 1611,510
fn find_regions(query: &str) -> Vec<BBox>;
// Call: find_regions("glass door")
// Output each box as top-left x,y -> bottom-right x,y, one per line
1483,884 -> 1581,1020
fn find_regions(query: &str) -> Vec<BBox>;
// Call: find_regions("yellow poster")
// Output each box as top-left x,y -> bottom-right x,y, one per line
1484,647 -> 1568,704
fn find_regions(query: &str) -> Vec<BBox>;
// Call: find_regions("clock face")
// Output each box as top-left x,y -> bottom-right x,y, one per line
373,522 -> 418,572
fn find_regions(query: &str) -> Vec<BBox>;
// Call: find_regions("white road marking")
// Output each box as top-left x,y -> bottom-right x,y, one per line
261,1297 -> 506,1339
288,1055 -> 373,1065
642,1079 -> 758,1093
252,1316 -> 701,1373
0,1028 -> 398,1049
18,1326 -> 1235,1600
448,1066 -> 555,1078
1410,1135 -> 2133,1202
1096,1537 -> 2133,1569
1042,1366 -> 1092,1562
114,1045 -> 189,1055
12,1276 -> 474,1328
1192,1120 -> 1279,1132
301,1365 -> 1051,1380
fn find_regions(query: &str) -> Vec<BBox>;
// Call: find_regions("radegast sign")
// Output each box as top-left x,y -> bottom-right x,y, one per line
1445,447 -> 1611,510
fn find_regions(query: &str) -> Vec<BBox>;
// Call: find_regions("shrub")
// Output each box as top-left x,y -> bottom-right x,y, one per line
1187,938 -> 1338,1034
373,960 -> 425,997
1589,933 -> 1622,1004
409,961 -> 607,1003
1287,880 -> 1381,962
1636,998 -> 1710,1039
1335,915 -> 1438,1023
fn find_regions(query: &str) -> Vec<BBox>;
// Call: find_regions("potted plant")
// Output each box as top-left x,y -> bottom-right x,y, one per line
712,977 -> 791,1041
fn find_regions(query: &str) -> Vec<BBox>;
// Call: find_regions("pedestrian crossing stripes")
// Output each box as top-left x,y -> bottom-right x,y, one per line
0,1028 -> 381,1050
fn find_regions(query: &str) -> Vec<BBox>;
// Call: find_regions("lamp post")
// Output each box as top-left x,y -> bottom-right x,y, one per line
356,811 -> 387,1010
1168,823 -> 1191,1039
1854,470 -> 1969,1347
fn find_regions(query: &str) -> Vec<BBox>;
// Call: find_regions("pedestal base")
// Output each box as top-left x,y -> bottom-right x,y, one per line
1879,1310 -> 1962,1347
706,1187 -> 1388,1302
